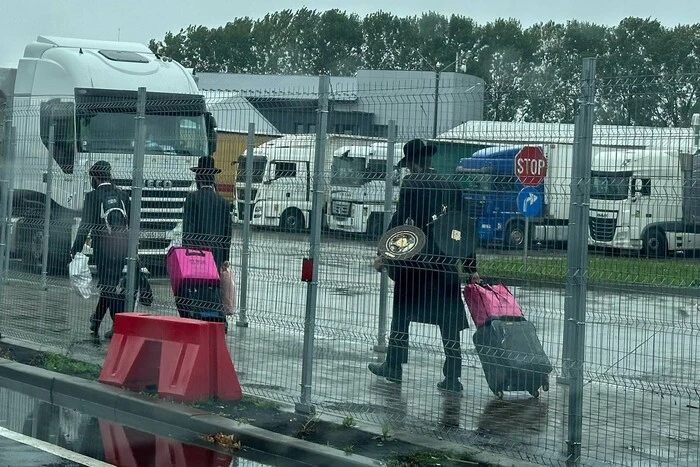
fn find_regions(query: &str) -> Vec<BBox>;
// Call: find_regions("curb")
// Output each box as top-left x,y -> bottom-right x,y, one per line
0,357 -> 380,467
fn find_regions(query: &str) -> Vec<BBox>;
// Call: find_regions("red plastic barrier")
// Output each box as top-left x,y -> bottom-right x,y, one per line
155,436 -> 232,467
99,420 -> 155,467
99,420 -> 234,467
99,313 -> 242,402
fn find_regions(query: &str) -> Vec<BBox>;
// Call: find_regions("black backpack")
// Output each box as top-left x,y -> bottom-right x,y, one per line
99,187 -> 129,258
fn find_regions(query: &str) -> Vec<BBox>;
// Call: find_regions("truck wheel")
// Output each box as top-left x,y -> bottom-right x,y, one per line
18,218 -> 71,276
644,229 -> 667,258
505,221 -> 526,250
280,208 -> 305,232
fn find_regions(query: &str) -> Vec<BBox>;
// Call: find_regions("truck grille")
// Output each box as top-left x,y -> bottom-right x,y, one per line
331,200 -> 351,218
113,179 -> 193,232
589,212 -> 618,242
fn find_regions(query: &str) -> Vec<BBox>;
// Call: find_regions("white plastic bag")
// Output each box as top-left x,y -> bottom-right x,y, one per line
69,253 -> 94,299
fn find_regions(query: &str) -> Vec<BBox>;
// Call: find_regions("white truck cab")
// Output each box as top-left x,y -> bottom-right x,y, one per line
1,36 -> 217,271
326,142 -> 404,238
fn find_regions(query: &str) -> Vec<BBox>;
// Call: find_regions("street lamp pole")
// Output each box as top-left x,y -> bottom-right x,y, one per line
432,70 -> 440,139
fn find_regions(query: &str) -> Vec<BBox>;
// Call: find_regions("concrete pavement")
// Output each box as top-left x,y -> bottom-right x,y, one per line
0,229 -> 698,466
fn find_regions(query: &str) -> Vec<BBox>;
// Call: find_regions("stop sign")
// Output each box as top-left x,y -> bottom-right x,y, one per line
515,146 -> 547,186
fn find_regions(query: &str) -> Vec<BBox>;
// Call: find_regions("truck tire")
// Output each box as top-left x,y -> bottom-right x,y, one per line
644,228 -> 668,258
279,208 -> 305,232
18,218 -> 71,276
505,220 -> 527,250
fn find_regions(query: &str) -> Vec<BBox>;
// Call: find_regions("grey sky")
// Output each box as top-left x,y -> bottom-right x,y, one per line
2,0 -> 698,67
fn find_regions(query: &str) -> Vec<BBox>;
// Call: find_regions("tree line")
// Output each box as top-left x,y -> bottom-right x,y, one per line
149,10 -> 700,126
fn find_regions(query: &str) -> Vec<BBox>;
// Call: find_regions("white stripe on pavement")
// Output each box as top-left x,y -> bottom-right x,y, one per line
0,426 -> 114,467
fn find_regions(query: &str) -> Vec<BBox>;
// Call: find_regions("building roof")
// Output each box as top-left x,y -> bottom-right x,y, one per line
202,90 -> 280,136
437,120 -> 694,151
197,72 -> 358,101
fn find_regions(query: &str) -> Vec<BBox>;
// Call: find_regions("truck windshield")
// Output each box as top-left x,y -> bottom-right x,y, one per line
461,173 -> 492,192
591,172 -> 630,200
75,89 -> 208,156
236,156 -> 267,183
77,113 -> 207,155
331,156 -> 366,187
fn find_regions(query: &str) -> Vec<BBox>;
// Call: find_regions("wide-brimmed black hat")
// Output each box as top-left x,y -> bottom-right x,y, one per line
89,160 -> 112,178
397,139 -> 437,168
190,156 -> 221,174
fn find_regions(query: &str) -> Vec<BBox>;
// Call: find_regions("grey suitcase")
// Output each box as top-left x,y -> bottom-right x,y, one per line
472,318 -> 552,398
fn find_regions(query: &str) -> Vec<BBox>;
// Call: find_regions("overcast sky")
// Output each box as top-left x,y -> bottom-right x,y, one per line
1,0 -> 698,67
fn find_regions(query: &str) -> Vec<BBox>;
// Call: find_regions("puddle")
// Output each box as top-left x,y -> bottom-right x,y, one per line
0,387 -> 310,466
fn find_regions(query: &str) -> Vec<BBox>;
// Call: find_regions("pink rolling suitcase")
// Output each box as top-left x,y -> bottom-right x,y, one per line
463,283 -> 524,328
166,247 -> 220,294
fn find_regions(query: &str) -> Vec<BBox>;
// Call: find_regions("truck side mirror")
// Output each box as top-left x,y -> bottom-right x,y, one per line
205,112 -> 217,155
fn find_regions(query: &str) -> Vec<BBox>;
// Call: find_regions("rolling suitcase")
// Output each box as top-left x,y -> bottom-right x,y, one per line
175,282 -> 228,332
464,283 -> 552,398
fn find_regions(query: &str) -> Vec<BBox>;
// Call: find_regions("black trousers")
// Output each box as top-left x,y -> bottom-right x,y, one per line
92,258 -> 126,330
385,311 -> 462,380
92,285 -> 125,329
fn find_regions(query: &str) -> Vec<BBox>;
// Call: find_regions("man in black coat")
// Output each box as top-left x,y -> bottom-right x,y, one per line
70,161 -> 131,338
182,156 -> 233,270
369,139 -> 479,392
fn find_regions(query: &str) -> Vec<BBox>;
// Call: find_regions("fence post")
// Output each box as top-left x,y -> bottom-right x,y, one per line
125,87 -> 146,312
374,120 -> 397,353
296,74 -> 330,415
562,57 -> 596,466
237,122 -> 255,328
3,126 -> 17,283
40,119 -> 55,290
0,103 -> 12,302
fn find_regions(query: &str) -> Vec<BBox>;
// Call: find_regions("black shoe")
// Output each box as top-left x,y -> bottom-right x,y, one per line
89,314 -> 98,333
437,378 -> 463,392
104,329 -> 114,339
368,362 -> 402,383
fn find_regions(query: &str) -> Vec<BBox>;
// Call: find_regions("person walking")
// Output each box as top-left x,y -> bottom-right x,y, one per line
369,139 -> 479,392
182,156 -> 233,269
70,161 -> 131,339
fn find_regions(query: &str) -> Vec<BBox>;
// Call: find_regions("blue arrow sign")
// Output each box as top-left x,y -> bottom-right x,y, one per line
517,187 -> 543,218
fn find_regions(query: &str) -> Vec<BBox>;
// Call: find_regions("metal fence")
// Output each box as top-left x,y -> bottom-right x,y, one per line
0,58 -> 698,466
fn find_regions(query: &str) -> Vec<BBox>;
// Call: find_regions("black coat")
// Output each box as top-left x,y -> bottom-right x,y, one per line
182,187 -> 233,269
71,183 -> 131,287
387,172 -> 475,330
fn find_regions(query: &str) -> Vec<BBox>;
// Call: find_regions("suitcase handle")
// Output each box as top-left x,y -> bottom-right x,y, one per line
185,249 -> 206,257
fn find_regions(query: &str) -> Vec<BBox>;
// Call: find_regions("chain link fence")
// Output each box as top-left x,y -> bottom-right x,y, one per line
0,60 -> 698,466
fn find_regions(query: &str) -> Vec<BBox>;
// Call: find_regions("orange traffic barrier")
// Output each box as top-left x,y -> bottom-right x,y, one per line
99,313 -> 242,402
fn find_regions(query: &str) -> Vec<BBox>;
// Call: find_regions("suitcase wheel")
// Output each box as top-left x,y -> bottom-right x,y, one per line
529,388 -> 540,399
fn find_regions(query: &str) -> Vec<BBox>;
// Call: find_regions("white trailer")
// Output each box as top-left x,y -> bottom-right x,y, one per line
588,118 -> 700,256
232,134 -> 384,231
0,36 -> 217,272
326,142 -> 406,238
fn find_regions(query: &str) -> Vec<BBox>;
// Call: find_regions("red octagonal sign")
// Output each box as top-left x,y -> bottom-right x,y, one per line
515,146 -> 547,186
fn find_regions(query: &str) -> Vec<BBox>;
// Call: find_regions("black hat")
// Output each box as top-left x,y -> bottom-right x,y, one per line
190,156 -> 221,174
89,160 -> 112,178
397,139 -> 437,168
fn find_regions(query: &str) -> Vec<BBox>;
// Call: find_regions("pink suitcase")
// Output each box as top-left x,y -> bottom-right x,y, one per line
166,247 -> 220,294
463,283 -> 524,328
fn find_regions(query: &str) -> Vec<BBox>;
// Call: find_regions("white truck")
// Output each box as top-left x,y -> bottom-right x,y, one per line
437,120 -> 697,247
588,115 -> 700,256
231,134 -> 384,231
0,36 -> 217,272
326,142 -> 406,238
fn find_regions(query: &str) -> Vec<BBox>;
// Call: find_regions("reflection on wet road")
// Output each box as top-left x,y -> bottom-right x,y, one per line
0,387 -> 310,467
